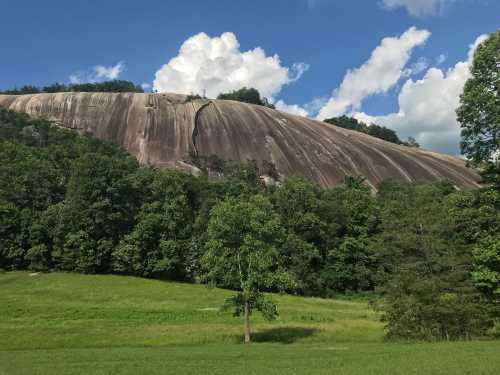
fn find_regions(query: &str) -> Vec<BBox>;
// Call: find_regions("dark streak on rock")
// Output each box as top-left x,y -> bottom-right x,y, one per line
191,100 -> 212,158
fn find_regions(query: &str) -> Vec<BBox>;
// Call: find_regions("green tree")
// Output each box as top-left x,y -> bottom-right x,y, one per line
324,115 -> 367,132
201,195 -> 295,343
324,116 -> 404,145
457,30 -> 500,186
217,87 -> 275,109
52,152 -> 139,272
472,236 -> 500,299
319,177 -> 380,293
1,80 -> 144,94
374,182 -> 494,340
366,124 -> 400,144
449,188 -> 500,316
403,136 -> 420,148
381,263 -> 492,341
112,170 -> 197,279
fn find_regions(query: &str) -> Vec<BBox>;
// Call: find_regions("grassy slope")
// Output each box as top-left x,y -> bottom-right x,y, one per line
1,272 -> 499,375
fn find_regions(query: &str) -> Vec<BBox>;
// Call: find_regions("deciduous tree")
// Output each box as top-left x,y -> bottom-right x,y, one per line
202,195 -> 295,343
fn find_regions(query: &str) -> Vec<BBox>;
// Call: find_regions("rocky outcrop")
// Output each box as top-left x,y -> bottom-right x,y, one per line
0,92 -> 481,190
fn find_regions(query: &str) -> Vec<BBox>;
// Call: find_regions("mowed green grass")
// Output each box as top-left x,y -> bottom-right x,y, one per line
1,272 -> 499,374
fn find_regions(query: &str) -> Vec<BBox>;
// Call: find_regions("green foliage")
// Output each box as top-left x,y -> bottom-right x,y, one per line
381,269 -> 492,341
217,87 -> 275,109
374,182 -> 496,340
448,187 -> 500,316
222,291 -> 278,321
202,194 -> 295,327
457,30 -> 500,186
1,107 -> 499,341
185,94 -> 202,102
472,236 -> 500,298
25,244 -> 51,271
1,80 -> 144,94
269,176 -> 380,295
112,170 -> 198,279
324,115 -> 366,132
324,115 -> 418,147
202,194 -> 293,291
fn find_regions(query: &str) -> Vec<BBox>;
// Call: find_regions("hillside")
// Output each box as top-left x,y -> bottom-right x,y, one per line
1,272 -> 500,375
0,92 -> 481,190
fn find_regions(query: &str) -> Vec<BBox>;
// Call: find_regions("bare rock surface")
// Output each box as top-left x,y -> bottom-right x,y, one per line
0,92 -> 481,190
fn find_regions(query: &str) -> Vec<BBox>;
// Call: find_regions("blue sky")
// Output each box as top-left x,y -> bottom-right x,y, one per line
0,0 -> 498,154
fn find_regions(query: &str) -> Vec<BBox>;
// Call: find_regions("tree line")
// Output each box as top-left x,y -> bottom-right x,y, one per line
323,115 -> 420,147
0,107 -> 498,341
0,80 -> 144,95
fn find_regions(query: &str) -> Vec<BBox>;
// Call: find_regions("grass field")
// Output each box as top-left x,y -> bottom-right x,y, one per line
1,271 -> 499,374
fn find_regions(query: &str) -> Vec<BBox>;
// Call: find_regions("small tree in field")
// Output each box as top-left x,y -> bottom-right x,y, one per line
202,195 -> 295,343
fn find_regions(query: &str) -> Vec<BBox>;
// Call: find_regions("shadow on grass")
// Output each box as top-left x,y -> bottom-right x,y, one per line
251,327 -> 319,344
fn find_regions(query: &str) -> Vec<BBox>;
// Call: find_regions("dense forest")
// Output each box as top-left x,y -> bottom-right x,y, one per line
0,80 -> 144,94
0,108 -> 498,340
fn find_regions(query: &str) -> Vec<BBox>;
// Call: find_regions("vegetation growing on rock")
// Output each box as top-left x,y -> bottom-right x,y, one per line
217,87 -> 275,108
0,80 -> 144,94
324,115 -> 419,147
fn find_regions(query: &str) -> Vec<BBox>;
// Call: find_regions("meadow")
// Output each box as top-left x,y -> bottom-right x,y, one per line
1,271 -> 499,374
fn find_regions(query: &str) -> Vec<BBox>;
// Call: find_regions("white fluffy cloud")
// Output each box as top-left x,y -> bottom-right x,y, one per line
404,57 -> 429,76
316,27 -> 430,120
153,32 -> 308,99
436,54 -> 447,65
69,61 -> 125,84
275,100 -> 309,117
94,62 -> 124,80
354,35 -> 488,155
380,0 -> 456,17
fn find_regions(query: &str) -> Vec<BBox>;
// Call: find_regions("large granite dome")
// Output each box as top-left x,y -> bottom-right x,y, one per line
0,92 -> 481,190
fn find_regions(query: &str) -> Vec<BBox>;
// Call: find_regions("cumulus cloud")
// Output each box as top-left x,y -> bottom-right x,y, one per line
153,32 -> 308,99
69,61 -> 125,84
354,34 -> 488,155
316,27 -> 430,120
380,0 -> 456,17
275,100 -> 309,117
141,83 -> 151,91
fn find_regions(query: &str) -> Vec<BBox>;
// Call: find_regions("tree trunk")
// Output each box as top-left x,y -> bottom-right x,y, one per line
244,302 -> 251,344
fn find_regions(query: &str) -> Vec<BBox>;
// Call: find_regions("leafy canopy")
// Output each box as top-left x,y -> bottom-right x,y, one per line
202,195 -> 295,320
457,30 -> 500,186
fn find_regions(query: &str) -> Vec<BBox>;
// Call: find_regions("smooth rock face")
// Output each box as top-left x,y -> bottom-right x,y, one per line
0,92 -> 481,190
